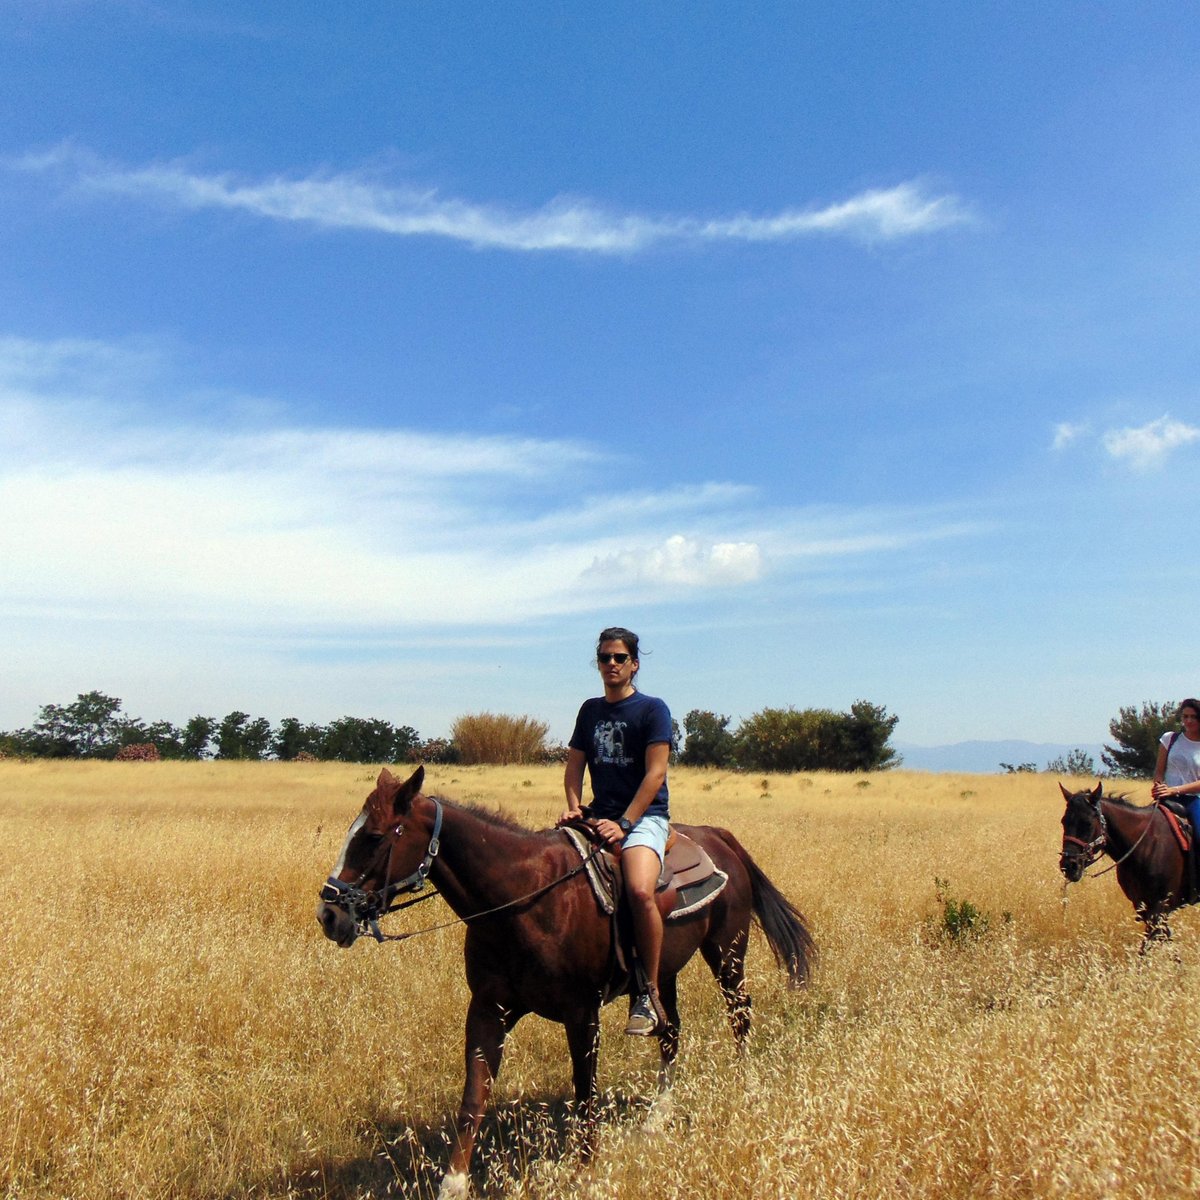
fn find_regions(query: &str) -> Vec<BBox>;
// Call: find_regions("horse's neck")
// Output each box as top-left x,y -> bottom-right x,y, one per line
429,802 -> 555,917
1101,799 -> 1152,857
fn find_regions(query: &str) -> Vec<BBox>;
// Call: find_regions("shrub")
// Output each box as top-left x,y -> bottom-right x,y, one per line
417,737 -> 460,765
927,877 -> 1008,946
114,743 -> 161,762
731,702 -> 900,773
450,713 -> 550,765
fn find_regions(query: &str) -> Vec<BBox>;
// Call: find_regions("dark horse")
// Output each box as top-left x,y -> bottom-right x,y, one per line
1058,781 -> 1193,947
316,766 -> 815,1199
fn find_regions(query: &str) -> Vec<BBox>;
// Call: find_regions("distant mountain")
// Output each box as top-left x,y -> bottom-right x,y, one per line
894,740 -> 1107,775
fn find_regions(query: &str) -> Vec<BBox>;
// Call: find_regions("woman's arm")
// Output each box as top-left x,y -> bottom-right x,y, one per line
1150,742 -> 1200,799
558,747 -> 588,824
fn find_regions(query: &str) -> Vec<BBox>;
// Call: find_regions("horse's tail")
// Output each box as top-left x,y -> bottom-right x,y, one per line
713,827 -> 816,988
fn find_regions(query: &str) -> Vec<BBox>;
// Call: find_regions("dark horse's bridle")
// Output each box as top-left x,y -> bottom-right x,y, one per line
1061,792 -> 1109,874
1061,790 -> 1159,879
319,799 -> 445,942
319,801 -> 605,944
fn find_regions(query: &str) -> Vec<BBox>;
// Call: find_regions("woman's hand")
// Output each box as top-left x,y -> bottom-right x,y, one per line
592,818 -> 626,847
556,806 -> 585,827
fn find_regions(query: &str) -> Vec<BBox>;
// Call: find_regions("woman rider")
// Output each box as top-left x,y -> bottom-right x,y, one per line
558,627 -> 672,1036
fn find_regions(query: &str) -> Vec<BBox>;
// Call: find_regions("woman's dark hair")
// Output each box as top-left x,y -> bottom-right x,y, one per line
1179,698 -> 1200,721
597,626 -> 639,662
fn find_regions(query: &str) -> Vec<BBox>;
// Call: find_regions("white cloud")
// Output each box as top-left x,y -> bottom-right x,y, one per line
1102,415 -> 1200,471
585,534 -> 764,588
13,146 -> 972,253
1051,421 -> 1087,451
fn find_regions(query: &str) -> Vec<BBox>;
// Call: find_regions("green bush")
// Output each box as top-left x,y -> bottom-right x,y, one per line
731,701 -> 900,772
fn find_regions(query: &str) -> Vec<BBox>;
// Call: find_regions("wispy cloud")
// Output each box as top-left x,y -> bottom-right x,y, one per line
585,535 -> 764,588
1103,414 -> 1200,471
12,145 -> 973,253
0,335 -> 979,634
1051,421 -> 1087,451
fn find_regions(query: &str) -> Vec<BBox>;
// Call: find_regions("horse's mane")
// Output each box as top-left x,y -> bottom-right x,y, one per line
1100,792 -> 1148,810
433,794 -> 541,835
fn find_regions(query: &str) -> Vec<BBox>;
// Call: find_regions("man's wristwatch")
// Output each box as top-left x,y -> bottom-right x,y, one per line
617,816 -> 634,835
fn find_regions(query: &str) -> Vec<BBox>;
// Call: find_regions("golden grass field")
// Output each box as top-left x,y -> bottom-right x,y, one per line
3,760 -> 1199,1199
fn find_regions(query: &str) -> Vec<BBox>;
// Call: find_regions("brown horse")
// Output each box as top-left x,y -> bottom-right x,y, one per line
1058,781 -> 1193,947
316,766 -> 815,1198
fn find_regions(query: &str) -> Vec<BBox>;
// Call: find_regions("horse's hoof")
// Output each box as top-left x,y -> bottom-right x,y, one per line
437,1171 -> 470,1200
642,1091 -> 675,1134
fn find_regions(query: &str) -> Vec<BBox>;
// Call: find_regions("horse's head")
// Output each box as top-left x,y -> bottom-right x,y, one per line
1059,780 -> 1106,882
316,764 -> 437,947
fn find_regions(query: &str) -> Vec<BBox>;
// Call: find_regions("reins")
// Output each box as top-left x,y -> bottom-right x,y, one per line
322,806 -> 607,944
1070,799 -> 1161,879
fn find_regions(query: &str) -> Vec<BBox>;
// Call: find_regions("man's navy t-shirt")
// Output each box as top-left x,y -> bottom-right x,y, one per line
568,690 -> 672,821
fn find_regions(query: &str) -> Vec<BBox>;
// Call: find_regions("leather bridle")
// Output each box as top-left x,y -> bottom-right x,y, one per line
1061,795 -> 1107,872
319,798 -> 444,942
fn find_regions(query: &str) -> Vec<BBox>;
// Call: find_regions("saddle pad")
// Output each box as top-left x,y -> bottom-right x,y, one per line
1161,804 -> 1193,855
561,826 -> 617,914
560,826 -> 728,920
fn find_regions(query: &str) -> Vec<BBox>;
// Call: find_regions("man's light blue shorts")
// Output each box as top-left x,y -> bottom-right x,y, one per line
623,813 -> 669,862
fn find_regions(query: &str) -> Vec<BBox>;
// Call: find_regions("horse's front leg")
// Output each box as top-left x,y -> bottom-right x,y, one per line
563,1005 -> 601,1160
439,996 -> 512,1200
1140,911 -> 1173,954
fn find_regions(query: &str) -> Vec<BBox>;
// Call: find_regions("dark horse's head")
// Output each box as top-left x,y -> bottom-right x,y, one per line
316,765 -> 431,948
1058,780 -> 1107,882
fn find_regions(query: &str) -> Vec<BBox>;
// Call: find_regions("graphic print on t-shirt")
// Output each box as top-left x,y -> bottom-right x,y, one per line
593,719 -> 632,765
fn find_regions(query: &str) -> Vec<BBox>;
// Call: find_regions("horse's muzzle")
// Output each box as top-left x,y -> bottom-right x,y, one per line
1059,854 -> 1085,883
316,900 -> 359,948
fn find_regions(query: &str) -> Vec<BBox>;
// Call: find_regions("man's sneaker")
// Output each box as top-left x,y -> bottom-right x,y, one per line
625,991 -> 661,1036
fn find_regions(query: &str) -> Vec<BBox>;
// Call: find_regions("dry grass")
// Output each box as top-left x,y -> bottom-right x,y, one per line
3,761 -> 1198,1199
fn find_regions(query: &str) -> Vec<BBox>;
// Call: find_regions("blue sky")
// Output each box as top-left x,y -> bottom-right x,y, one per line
1,2 -> 1197,750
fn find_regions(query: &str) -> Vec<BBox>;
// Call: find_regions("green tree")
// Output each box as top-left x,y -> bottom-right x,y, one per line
272,717 -> 325,761
680,710 -> 735,767
182,715 -> 216,760
116,718 -> 186,760
837,700 -> 901,771
1045,748 -> 1098,776
320,716 -> 406,763
12,691 -> 127,758
215,711 -> 272,761
1103,701 -> 1176,778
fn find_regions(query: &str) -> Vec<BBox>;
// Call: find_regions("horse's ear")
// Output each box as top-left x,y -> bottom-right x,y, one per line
1059,782 -> 1072,800
390,765 -> 425,815
377,767 -> 397,788
1092,780 -> 1104,798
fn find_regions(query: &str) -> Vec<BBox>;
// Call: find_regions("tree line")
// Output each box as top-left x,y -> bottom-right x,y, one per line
0,692 -> 433,763
0,690 -> 904,771
1,692 -> 1181,776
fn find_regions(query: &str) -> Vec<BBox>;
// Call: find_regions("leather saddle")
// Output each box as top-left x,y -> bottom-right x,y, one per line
560,823 -> 729,921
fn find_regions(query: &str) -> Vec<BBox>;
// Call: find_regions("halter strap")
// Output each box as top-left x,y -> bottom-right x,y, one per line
319,798 -> 444,940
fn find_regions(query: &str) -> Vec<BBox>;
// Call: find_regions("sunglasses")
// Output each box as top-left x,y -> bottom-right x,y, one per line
597,652 -> 631,665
